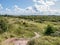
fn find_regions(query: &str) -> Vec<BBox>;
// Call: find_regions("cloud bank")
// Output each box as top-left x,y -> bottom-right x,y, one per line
0,0 -> 60,15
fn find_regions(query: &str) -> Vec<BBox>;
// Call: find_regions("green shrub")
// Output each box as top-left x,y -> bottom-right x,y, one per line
44,25 -> 55,35
0,19 -> 8,34
51,28 -> 60,37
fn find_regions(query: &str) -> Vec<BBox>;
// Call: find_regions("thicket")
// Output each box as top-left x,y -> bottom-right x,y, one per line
44,25 -> 55,35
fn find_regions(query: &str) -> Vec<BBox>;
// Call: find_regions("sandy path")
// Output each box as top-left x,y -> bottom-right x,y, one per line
2,32 -> 40,45
13,39 -> 29,45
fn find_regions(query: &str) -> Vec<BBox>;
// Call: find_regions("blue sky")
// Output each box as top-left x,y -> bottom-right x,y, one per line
0,0 -> 34,8
0,0 -> 60,15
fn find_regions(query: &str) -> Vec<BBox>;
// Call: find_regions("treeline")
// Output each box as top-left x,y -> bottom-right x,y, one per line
18,15 -> 60,22
0,15 -> 60,22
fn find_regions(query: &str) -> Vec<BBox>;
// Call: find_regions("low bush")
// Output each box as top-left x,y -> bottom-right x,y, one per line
0,19 -> 8,34
44,25 -> 55,35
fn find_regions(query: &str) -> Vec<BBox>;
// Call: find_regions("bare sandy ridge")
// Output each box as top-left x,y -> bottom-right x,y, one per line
1,32 -> 40,45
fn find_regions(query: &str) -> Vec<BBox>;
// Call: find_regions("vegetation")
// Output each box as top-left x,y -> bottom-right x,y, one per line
0,19 -> 8,34
0,15 -> 60,45
44,25 -> 55,35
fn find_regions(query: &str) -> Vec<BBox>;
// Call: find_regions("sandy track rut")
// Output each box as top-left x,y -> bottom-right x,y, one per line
2,32 -> 40,45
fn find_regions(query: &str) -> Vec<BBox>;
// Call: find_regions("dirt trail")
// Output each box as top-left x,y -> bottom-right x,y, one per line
2,32 -> 40,45
13,39 -> 29,45
31,32 -> 40,39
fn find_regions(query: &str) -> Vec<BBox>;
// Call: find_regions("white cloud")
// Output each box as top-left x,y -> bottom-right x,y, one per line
37,0 -> 45,5
26,6 -> 39,15
25,6 -> 36,13
5,8 -> 12,14
6,8 -> 11,12
0,0 -> 60,15
12,5 -> 24,15
12,5 -> 36,15
33,0 -> 60,15
33,0 -> 56,5
14,5 -> 21,12
45,1 -> 55,6
34,4 -> 48,11
48,0 -> 57,2
0,4 -> 3,10
0,4 -> 3,14
33,0 -> 37,2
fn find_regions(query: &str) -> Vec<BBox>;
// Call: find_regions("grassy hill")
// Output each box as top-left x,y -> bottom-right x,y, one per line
0,15 -> 60,45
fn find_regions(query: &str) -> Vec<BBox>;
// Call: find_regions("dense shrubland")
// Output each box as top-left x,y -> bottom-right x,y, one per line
0,15 -> 60,45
